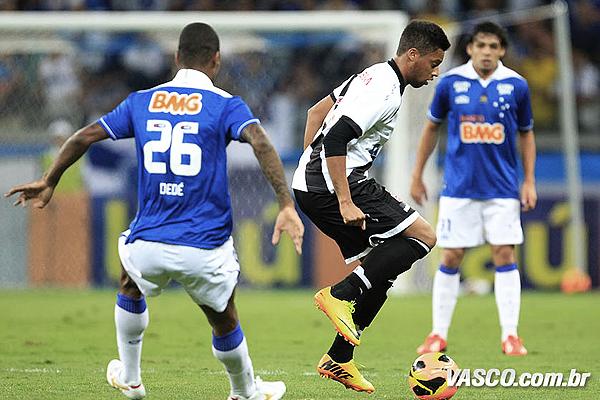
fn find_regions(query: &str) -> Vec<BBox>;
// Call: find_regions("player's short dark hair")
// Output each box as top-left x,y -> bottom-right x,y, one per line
397,20 -> 451,56
178,22 -> 220,67
469,21 -> 508,48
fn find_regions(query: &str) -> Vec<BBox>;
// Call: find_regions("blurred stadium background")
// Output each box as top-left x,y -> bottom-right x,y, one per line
0,0 -> 598,294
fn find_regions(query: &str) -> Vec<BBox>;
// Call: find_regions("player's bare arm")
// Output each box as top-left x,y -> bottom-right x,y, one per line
518,129 -> 537,211
303,95 -> 334,150
326,155 -> 366,230
241,123 -> 304,253
5,122 -> 108,209
410,119 -> 442,206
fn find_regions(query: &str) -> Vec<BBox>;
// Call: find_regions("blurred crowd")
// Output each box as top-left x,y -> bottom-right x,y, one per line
0,0 -> 598,153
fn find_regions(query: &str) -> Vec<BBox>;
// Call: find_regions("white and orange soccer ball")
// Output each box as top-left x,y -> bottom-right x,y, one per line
408,352 -> 458,399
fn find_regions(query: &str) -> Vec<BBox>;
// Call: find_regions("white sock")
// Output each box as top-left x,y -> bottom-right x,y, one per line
212,329 -> 255,398
432,265 -> 460,340
494,264 -> 521,341
115,299 -> 149,385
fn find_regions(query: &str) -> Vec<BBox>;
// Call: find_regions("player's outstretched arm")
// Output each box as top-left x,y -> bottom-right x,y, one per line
303,95 -> 334,150
241,123 -> 304,254
410,119 -> 441,206
518,129 -> 537,211
5,122 -> 109,209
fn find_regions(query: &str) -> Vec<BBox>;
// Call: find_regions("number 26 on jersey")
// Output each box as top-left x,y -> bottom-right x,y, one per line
143,119 -> 201,176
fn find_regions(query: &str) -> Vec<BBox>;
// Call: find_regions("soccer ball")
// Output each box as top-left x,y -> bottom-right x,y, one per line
408,352 -> 458,399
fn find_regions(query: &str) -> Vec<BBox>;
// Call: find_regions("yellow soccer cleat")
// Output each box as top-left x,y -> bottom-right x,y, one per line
314,287 -> 361,346
317,354 -> 374,393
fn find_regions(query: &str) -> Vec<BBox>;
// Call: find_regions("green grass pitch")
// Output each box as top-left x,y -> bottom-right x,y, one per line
1,289 -> 598,399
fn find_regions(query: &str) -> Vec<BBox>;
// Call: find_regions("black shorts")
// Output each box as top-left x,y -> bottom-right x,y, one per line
294,179 -> 419,264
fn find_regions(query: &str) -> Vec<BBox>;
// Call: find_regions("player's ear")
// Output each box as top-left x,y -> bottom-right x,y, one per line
212,51 -> 221,75
466,43 -> 473,57
499,46 -> 506,58
407,48 -> 420,61
174,51 -> 181,68
213,51 -> 221,67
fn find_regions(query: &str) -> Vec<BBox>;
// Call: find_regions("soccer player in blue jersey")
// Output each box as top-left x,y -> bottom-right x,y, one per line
6,23 -> 304,400
410,21 -> 537,356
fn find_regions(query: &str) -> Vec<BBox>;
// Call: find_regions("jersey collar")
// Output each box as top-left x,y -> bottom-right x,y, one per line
466,59 -> 507,87
387,59 -> 405,94
171,68 -> 214,89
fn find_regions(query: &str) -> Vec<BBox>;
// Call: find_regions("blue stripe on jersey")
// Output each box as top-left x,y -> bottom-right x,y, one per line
98,118 -> 118,140
236,118 -> 260,138
97,70 -> 258,249
428,62 -> 533,199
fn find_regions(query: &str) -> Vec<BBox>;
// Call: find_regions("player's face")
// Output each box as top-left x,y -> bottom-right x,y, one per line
410,48 -> 445,88
467,33 -> 506,77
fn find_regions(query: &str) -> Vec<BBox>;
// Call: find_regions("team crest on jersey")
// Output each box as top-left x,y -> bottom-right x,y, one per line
149,91 -> 203,115
453,81 -> 471,93
496,83 -> 514,96
460,121 -> 505,144
479,95 -> 488,103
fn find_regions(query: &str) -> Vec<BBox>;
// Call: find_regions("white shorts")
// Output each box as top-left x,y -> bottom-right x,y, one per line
436,196 -> 523,248
118,230 -> 240,312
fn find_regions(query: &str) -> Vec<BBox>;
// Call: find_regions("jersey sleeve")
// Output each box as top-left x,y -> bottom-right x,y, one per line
98,94 -> 134,140
516,80 -> 534,131
223,96 -> 260,142
427,77 -> 450,122
333,80 -> 397,136
330,75 -> 355,102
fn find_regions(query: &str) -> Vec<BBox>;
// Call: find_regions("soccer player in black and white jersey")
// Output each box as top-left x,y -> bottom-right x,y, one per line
292,20 -> 450,392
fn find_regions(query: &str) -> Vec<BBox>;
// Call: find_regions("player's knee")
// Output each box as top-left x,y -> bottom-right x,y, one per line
423,228 -> 437,250
406,216 -> 437,249
362,236 -> 432,285
119,268 -> 143,299
441,248 -> 464,268
201,298 -> 240,336
418,218 -> 437,249
491,245 -> 515,265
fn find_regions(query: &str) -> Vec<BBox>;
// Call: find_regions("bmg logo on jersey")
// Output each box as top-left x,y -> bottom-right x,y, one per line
149,91 -> 203,115
460,121 -> 505,144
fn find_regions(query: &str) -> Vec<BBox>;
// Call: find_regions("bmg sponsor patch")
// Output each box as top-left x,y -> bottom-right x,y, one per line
459,121 -> 505,144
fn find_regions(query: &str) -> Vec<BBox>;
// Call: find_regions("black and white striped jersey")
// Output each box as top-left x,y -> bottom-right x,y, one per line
292,59 -> 405,194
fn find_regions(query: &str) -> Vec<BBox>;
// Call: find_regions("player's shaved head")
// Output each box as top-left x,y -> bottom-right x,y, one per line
178,22 -> 220,67
397,20 -> 450,56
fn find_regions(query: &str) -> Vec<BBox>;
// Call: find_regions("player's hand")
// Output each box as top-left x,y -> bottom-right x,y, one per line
5,179 -> 54,209
521,181 -> 537,211
339,200 -> 366,230
410,177 -> 428,206
272,205 -> 304,254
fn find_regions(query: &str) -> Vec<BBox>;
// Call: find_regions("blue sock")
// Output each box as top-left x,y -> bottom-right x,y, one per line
439,264 -> 460,275
213,323 -> 244,351
495,263 -> 517,273
117,293 -> 147,314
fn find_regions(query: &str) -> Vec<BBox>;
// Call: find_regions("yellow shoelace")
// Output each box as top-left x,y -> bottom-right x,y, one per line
347,300 -> 356,314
